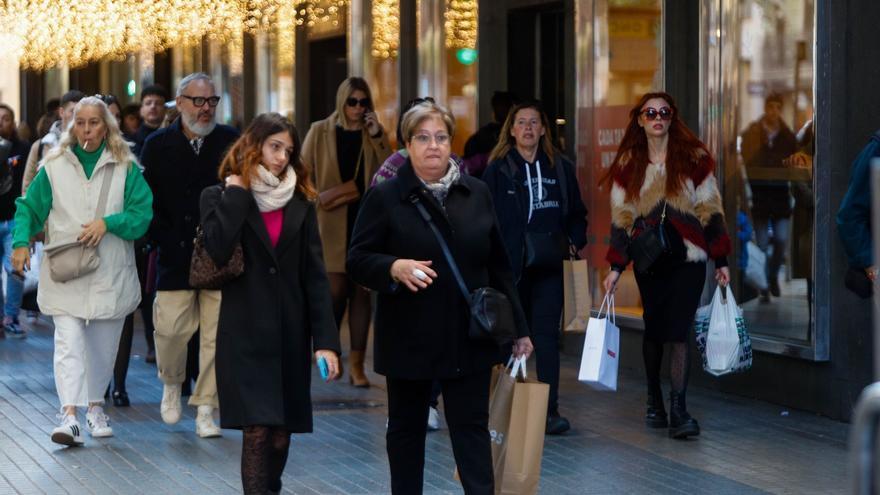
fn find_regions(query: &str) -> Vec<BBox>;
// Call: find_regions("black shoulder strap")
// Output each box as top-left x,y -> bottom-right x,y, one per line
408,194 -> 471,301
556,156 -> 570,218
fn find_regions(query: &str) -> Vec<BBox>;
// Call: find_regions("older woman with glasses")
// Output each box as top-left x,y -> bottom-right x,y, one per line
348,101 -> 532,494
12,96 -> 153,446
301,76 -> 392,388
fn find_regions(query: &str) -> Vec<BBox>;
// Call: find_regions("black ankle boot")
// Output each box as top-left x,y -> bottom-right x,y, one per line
645,385 -> 668,428
668,391 -> 700,439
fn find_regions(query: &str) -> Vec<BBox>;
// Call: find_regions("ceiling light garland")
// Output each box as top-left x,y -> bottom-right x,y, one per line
445,0 -> 477,50
0,0 -> 347,70
371,0 -> 399,59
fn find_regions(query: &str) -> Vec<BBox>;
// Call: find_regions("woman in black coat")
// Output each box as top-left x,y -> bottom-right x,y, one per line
347,101 -> 533,495
200,113 -> 341,494
482,100 -> 588,435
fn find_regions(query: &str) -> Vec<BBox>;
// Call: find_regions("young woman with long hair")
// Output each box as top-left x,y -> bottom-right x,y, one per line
199,113 -> 341,494
601,92 -> 731,439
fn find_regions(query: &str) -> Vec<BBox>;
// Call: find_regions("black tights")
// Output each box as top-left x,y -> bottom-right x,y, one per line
241,426 -> 291,494
643,339 -> 690,393
328,273 -> 372,351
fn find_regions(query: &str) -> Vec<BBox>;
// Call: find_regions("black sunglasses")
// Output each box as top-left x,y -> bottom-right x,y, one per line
641,106 -> 673,121
180,95 -> 221,108
346,97 -> 371,108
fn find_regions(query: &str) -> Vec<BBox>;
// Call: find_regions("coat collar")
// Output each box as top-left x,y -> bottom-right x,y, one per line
395,158 -> 471,201
61,146 -> 118,180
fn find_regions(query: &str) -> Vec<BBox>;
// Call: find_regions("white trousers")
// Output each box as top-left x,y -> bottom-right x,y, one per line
53,315 -> 125,409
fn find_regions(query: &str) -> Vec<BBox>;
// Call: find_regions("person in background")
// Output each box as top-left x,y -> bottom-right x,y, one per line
740,93 -> 797,302
462,91 -> 516,177
23,90 -> 85,193
482,100 -> 588,435
132,84 -> 168,157
121,104 -> 142,141
141,72 -> 239,438
201,112 -> 341,494
301,76 -> 392,388
35,98 -> 61,141
0,103 -> 30,338
347,101 -> 532,494
12,96 -> 152,446
602,92 -> 731,440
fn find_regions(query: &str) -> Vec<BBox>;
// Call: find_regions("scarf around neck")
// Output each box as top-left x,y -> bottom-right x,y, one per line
420,158 -> 460,206
250,164 -> 297,212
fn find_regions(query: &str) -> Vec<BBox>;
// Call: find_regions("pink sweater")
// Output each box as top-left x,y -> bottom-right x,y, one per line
261,209 -> 284,247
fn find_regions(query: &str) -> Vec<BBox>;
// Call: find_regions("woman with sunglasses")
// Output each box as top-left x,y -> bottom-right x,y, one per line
601,92 -> 731,439
301,77 -> 391,387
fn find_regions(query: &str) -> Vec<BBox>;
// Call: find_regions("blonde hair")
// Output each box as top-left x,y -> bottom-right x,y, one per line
399,102 -> 456,144
45,96 -> 137,168
333,77 -> 374,128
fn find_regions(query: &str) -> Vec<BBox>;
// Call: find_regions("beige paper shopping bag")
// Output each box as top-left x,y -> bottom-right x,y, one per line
497,359 -> 549,495
563,258 -> 591,332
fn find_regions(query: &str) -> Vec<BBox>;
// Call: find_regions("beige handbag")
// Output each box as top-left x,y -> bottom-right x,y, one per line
42,164 -> 115,283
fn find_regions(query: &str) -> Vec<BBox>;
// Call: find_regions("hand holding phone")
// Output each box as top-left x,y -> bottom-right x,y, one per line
317,356 -> 329,380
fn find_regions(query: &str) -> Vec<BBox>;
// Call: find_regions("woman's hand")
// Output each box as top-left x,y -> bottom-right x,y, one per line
364,111 -> 382,137
603,270 -> 621,294
390,259 -> 437,292
715,266 -> 731,286
78,219 -> 107,247
11,247 -> 30,275
225,174 -> 247,190
315,350 -> 340,381
512,337 -> 534,360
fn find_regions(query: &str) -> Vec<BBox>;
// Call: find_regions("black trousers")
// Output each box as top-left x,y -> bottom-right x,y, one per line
386,370 -> 493,495
518,268 -> 564,415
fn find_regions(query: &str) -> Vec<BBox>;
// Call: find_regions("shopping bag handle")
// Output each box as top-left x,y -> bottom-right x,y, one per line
509,356 -> 527,379
597,293 -> 616,325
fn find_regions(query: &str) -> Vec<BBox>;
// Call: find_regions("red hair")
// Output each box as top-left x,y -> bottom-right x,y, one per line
600,92 -> 710,199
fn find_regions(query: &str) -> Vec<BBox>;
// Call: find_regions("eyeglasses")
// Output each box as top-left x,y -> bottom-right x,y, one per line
180,95 -> 221,108
412,133 -> 450,146
641,107 -> 673,121
346,97 -> 371,108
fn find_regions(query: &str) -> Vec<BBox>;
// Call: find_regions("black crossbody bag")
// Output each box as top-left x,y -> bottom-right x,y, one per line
628,201 -> 669,274
410,194 -> 517,344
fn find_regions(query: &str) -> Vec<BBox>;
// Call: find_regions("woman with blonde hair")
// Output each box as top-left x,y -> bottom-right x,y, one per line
200,112 -> 341,494
301,76 -> 391,387
12,96 -> 153,446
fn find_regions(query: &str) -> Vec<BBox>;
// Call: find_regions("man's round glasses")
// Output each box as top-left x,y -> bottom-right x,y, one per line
180,95 -> 221,108
641,107 -> 673,121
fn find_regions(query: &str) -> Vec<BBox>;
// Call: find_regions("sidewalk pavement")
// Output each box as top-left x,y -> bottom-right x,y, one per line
0,316 -> 849,494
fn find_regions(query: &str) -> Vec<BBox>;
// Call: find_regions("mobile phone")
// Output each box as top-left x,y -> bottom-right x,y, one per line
317,356 -> 329,380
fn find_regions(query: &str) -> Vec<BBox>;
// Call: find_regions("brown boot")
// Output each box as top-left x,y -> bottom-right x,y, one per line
349,350 -> 370,388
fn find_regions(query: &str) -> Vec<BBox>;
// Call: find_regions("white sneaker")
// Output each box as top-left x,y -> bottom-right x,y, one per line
427,406 -> 442,431
86,406 -> 113,438
161,384 -> 182,424
51,414 -> 84,447
195,406 -> 221,438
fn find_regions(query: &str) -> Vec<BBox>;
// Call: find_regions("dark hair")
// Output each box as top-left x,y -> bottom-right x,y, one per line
122,103 -> 141,119
600,91 -> 710,199
61,90 -> 85,107
489,99 -> 556,165
764,92 -> 783,107
141,84 -> 168,102
96,94 -> 120,109
396,96 -> 435,145
46,98 -> 61,115
219,112 -> 316,199
491,91 -> 517,123
0,103 -> 15,122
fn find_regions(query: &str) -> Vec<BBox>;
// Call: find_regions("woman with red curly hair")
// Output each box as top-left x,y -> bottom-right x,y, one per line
200,113 -> 341,493
601,92 -> 731,439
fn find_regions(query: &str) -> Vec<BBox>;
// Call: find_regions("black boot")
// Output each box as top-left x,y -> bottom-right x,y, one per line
645,384 -> 668,428
668,391 -> 700,439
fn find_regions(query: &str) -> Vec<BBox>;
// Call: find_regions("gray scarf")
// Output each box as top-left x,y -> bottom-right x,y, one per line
420,158 -> 461,206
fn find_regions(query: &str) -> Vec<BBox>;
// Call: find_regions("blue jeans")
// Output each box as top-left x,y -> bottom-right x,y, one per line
753,215 -> 790,283
0,220 -> 24,321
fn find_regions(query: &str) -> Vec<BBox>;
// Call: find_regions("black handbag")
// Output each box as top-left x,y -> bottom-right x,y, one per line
524,231 -> 569,269
410,194 -> 517,344
628,201 -> 669,274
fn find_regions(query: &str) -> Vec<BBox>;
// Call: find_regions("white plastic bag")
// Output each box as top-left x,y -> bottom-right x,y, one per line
578,294 -> 620,391
744,241 -> 768,290
23,242 -> 42,294
705,286 -> 741,373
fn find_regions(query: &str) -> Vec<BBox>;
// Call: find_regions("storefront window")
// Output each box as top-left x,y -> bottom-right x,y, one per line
575,0 -> 664,318
370,0 -> 401,148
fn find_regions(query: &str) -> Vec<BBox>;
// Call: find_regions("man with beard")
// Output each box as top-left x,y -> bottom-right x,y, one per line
132,85 -> 168,157
141,73 -> 239,438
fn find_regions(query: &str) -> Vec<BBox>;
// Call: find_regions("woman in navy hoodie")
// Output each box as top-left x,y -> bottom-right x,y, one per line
482,100 -> 587,435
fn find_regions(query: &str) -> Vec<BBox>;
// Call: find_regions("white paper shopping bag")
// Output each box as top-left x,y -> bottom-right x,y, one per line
578,294 -> 620,391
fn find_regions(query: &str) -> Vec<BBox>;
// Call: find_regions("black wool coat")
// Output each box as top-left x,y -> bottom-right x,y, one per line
200,185 -> 341,431
141,118 -> 240,290
347,161 -> 529,380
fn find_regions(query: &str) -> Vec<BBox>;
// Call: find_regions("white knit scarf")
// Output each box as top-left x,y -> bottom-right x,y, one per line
250,164 -> 297,212
420,158 -> 461,206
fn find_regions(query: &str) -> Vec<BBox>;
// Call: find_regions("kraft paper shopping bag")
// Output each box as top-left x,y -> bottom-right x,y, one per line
563,258 -> 591,332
